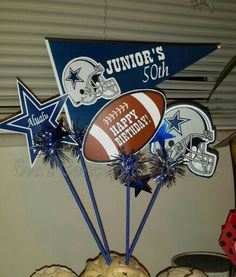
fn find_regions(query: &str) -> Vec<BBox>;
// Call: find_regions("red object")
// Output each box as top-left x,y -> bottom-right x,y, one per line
83,89 -> 165,163
219,209 -> 236,265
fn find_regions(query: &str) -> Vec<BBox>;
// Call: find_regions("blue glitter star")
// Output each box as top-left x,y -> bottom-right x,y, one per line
165,110 -> 190,135
126,176 -> 152,197
0,80 -> 75,166
66,67 -> 84,89
151,121 -> 175,148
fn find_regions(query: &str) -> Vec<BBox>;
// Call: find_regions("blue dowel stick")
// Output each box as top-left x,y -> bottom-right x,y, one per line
52,153 -> 110,264
125,182 -> 131,265
78,148 -> 111,264
127,178 -> 164,262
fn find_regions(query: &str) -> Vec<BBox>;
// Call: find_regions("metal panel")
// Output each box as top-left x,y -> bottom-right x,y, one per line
0,0 -> 235,130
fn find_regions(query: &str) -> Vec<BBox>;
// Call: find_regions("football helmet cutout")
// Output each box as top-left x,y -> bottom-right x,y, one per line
150,104 -> 218,177
62,57 -> 120,106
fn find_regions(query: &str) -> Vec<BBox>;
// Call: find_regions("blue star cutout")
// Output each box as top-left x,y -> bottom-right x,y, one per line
165,110 -> 190,135
0,80 -> 75,166
66,67 -> 84,89
151,121 -> 176,148
126,176 -> 152,197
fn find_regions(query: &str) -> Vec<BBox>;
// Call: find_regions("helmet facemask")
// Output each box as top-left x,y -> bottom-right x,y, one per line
169,132 -> 216,177
151,104 -> 218,178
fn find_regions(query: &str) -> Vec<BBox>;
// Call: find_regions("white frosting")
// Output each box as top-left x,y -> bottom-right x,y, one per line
31,265 -> 78,277
80,252 -> 150,277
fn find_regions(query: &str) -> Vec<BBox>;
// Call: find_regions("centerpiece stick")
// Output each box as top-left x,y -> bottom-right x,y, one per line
110,149 -> 149,265
127,147 -> 186,262
125,181 -> 131,265
69,122 -> 111,263
0,81 -> 111,264
128,177 -> 163,261
34,124 -> 111,264
79,149 -> 111,262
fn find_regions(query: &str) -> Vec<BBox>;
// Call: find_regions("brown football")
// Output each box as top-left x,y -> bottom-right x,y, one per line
83,89 -> 165,163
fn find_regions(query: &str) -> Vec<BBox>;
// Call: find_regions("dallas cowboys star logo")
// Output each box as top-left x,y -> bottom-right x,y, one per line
66,67 -> 84,89
165,110 -> 190,135
0,79 -> 75,167
151,121 -> 175,149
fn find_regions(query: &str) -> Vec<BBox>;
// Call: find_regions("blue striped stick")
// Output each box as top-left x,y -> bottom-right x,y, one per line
127,178 -> 164,262
52,153 -> 110,264
78,148 -> 111,263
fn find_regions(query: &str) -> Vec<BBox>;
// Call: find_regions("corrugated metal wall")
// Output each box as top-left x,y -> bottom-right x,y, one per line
0,0 -> 235,129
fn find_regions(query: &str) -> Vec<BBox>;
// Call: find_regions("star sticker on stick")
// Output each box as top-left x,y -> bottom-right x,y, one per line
151,121 -> 176,148
127,176 -> 152,197
0,79 -> 75,166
